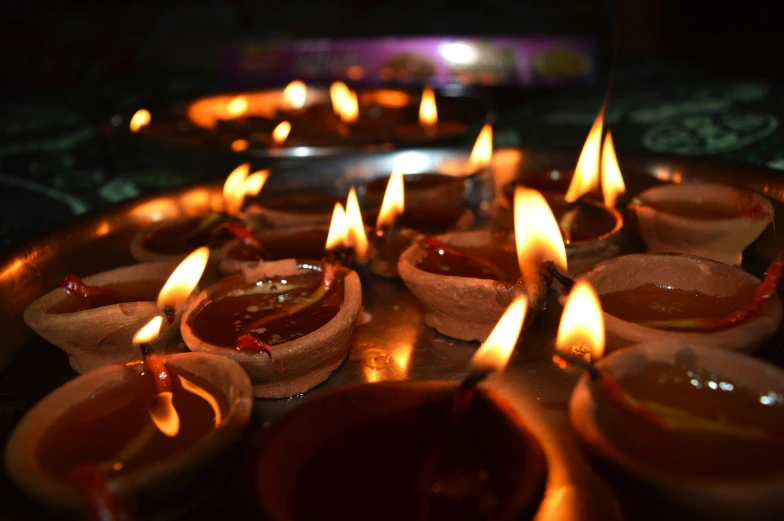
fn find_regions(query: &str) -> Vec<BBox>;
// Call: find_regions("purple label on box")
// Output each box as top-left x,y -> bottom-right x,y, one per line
222,37 -> 598,87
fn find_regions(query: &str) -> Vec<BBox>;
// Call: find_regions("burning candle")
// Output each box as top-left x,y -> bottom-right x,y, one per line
253,296 -> 546,521
399,185 -> 566,341
561,282 -> 784,518
395,86 -> 468,141
129,109 -> 151,133
4,328 -> 252,519
282,80 -> 307,112
131,164 -> 268,263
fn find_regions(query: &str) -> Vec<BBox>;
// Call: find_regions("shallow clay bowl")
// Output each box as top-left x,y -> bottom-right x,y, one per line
4,352 -> 253,517
577,253 -> 782,352
130,217 -> 224,264
23,262 -> 191,373
570,343 -> 784,520
180,259 -> 362,398
398,230 -> 526,342
368,207 -> 475,279
215,225 -> 329,276
255,380 -> 547,521
633,183 -> 773,266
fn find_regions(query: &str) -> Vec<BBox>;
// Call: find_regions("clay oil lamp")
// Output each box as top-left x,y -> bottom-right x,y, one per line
5,318 -> 253,519
631,183 -> 774,266
24,247 -> 210,373
254,296 -> 548,521
216,188 -> 370,277
554,284 -> 784,519
499,108 -> 626,275
131,163 -> 269,263
570,252 -> 783,352
364,124 -> 493,214
367,167 -> 475,278
399,186 -> 567,342
394,86 -> 468,141
180,207 -> 363,398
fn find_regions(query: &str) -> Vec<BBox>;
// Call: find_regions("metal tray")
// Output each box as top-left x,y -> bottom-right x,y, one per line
1,146 -> 783,521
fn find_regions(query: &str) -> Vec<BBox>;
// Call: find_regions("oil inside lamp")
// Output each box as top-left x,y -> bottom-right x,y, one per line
129,109 -> 151,133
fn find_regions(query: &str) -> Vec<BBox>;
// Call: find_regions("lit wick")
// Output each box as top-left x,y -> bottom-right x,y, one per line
157,246 -> 210,324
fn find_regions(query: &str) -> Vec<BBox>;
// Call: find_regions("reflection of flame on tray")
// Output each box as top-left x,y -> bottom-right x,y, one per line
531,45 -> 591,79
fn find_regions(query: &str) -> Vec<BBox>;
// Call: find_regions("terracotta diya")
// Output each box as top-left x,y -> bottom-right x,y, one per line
24,248 -> 210,373
254,297 -> 547,521
4,322 -> 253,519
575,253 -> 783,352
130,163 -> 268,263
219,189 -> 370,276
500,129 -> 627,275
399,187 -> 566,342
632,183 -> 774,266
368,170 -> 475,278
181,257 -> 362,398
564,335 -> 784,518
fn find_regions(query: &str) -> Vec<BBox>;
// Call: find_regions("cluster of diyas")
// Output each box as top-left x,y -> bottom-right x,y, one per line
129,80 -> 482,153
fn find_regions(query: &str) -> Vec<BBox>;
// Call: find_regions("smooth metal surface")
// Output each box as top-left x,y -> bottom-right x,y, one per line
1,147 -> 783,521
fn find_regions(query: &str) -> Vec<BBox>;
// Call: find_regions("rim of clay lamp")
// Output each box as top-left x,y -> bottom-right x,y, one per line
130,217 -> 223,264
180,259 -> 362,399
214,225 -> 329,276
576,253 -> 783,352
570,343 -> 784,519
4,352 -> 253,515
23,262 -> 190,374
398,230 -> 527,342
633,183 -> 774,266
254,380 -> 548,521
559,196 -> 626,276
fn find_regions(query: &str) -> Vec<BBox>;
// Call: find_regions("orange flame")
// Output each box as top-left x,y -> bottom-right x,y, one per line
133,316 -> 163,345
601,131 -> 626,208
129,109 -> 151,133
376,171 -> 405,230
514,187 -> 568,280
467,123 -> 493,174
231,139 -> 249,152
226,96 -> 249,118
555,280 -> 605,362
419,86 -> 437,130
283,80 -> 307,110
148,392 -> 180,437
325,202 -> 348,251
222,163 -> 250,215
272,121 -> 292,144
565,106 -> 605,203
345,187 -> 369,261
470,296 -> 528,374
242,169 -> 270,199
330,82 -> 359,123
157,247 -> 210,312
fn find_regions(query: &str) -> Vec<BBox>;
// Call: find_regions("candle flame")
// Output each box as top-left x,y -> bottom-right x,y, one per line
129,109 -> 151,133
231,139 -> 249,152
467,123 -> 493,174
133,316 -> 163,345
601,131 -> 626,208
157,247 -> 210,312
325,202 -> 348,251
222,163 -> 251,215
283,80 -> 307,110
419,87 -> 437,129
514,186 -> 567,280
148,392 -> 180,437
272,121 -> 292,144
376,171 -> 405,230
226,96 -> 249,118
470,296 -> 528,374
565,106 -> 604,203
345,187 -> 369,261
242,169 -> 270,199
555,280 -> 605,362
330,82 -> 359,123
